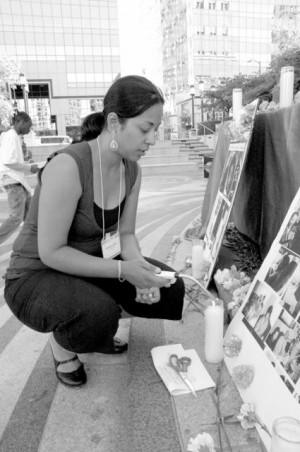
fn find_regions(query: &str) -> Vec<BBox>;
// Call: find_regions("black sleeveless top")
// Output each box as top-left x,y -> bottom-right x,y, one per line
6,141 -> 138,279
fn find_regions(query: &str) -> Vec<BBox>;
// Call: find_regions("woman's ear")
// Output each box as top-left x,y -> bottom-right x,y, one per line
107,112 -> 120,133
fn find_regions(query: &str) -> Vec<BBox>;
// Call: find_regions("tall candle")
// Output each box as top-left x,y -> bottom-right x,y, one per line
192,239 -> 204,279
271,417 -> 300,452
280,66 -> 294,109
204,299 -> 224,363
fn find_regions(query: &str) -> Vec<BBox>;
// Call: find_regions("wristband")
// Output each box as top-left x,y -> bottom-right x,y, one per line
118,260 -> 125,283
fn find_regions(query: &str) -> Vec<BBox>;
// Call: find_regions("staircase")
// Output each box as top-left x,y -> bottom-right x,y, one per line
140,140 -> 201,176
171,137 -> 215,177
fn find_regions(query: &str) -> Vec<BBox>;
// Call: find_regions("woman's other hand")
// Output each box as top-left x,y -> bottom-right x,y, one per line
121,258 -> 171,289
135,287 -> 160,304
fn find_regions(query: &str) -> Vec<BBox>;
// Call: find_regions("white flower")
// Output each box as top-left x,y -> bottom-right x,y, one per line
237,402 -> 256,429
236,402 -> 271,437
228,301 -> 236,310
187,432 -> 216,452
222,269 -> 231,280
223,280 -> 232,291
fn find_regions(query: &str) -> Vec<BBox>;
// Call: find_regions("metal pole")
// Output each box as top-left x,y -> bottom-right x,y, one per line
22,86 -> 29,114
191,94 -> 195,129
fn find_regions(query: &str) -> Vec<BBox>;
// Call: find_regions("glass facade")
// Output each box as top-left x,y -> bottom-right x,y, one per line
0,0 -> 120,136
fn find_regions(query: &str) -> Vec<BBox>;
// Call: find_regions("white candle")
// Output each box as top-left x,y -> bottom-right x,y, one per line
192,239 -> 204,279
280,66 -> 294,109
204,299 -> 224,363
271,417 -> 300,452
232,88 -> 242,122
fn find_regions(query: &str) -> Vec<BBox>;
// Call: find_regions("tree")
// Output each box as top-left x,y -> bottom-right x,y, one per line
204,72 -> 276,116
204,47 -> 300,115
0,55 -> 21,128
269,48 -> 300,90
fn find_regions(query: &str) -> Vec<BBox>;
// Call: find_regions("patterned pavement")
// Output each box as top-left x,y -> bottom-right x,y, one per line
0,173 -> 207,451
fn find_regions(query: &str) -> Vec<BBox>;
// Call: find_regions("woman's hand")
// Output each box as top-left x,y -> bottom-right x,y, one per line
135,287 -> 160,304
121,258 -> 171,289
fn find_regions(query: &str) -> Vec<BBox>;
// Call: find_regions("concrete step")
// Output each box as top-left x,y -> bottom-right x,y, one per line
146,147 -> 180,156
179,146 -> 211,152
179,143 -> 209,148
140,154 -> 189,165
140,161 -> 200,176
151,140 -> 174,148
188,149 -> 214,156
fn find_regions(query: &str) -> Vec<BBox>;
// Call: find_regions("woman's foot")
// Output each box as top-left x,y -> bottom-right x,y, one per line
49,333 -> 87,386
112,337 -> 128,354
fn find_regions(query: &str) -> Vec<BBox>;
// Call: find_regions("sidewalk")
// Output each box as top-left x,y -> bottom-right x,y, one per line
0,173 -> 264,452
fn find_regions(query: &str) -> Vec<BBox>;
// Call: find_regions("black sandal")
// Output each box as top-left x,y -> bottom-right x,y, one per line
112,337 -> 128,354
52,355 -> 87,387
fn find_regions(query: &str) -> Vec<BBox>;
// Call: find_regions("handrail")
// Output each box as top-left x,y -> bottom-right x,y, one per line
175,129 -> 216,140
198,123 -> 215,134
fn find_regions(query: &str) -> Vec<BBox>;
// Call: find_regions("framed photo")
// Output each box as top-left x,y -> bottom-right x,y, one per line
202,101 -> 258,288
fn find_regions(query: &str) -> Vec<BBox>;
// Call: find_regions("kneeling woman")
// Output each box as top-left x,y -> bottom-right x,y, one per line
4,75 -> 185,387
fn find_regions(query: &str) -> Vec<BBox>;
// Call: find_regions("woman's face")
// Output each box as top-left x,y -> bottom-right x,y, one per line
117,103 -> 163,161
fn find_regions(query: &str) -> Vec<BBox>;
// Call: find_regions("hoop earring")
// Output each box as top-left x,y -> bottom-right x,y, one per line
110,130 -> 119,151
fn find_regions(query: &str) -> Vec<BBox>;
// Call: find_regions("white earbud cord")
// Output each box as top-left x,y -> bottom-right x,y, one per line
97,138 -> 122,237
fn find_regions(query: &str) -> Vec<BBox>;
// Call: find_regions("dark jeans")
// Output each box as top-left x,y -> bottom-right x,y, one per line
0,183 -> 31,244
4,258 -> 184,354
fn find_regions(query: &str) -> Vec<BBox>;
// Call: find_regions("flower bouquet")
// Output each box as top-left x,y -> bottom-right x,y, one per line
214,265 -> 251,320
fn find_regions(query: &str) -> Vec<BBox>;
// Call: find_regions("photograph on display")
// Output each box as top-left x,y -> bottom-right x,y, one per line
280,266 -> 300,319
224,188 -> 300,451
219,150 -> 244,202
205,194 -> 230,260
264,247 -> 299,296
242,280 -> 280,344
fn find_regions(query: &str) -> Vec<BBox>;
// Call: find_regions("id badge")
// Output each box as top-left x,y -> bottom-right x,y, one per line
101,232 -> 121,259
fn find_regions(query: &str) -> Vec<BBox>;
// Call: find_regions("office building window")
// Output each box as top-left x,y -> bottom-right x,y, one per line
221,2 -> 229,10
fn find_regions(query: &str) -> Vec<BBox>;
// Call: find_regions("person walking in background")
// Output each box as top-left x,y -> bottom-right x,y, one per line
21,136 -> 33,162
0,112 -> 39,245
4,76 -> 185,388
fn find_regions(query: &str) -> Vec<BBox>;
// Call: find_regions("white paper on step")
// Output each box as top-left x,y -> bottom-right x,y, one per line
151,343 -> 215,396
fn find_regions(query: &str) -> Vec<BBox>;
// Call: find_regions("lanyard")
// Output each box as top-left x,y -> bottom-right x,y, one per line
97,137 -> 122,237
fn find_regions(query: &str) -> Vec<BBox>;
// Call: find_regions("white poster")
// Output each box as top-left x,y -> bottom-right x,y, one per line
224,188 -> 300,450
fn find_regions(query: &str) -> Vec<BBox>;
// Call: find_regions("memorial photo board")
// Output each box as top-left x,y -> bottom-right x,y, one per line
202,101 -> 258,288
224,188 -> 300,450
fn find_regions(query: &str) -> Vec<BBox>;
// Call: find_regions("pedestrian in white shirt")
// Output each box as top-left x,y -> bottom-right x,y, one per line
0,112 -> 39,244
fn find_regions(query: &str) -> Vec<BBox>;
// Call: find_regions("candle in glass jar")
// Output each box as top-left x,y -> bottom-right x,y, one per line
204,299 -> 224,363
192,239 -> 204,279
271,417 -> 300,452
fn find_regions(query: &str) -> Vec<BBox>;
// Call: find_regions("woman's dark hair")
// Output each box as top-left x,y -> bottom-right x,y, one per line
80,112 -> 104,141
104,75 -> 164,123
79,76 -> 164,140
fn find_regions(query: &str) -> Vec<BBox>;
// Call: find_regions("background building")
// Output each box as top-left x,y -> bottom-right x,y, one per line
160,0 -> 300,135
0,0 -> 120,137
0,0 -> 299,139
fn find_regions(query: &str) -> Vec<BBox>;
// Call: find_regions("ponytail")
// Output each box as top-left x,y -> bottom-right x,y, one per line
80,111 -> 105,141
